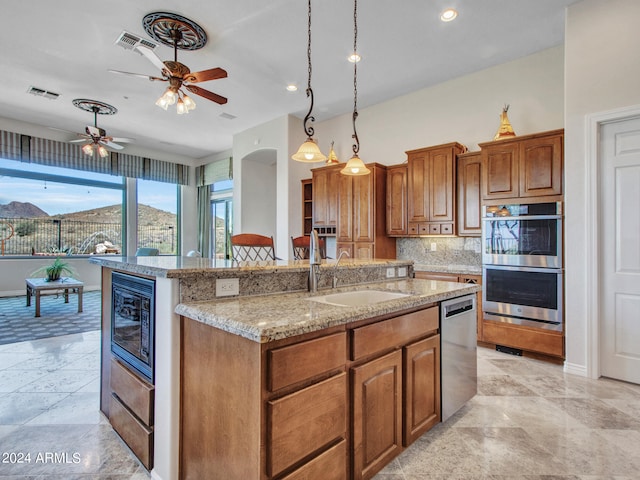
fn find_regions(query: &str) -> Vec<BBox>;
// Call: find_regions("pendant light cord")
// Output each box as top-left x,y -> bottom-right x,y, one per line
352,0 -> 360,155
302,0 -> 316,138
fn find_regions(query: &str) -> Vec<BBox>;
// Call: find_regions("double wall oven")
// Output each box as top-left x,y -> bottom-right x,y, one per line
482,202 -> 563,331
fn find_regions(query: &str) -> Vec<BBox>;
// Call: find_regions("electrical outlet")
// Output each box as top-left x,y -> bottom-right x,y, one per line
216,278 -> 239,297
430,242 -> 437,252
386,267 -> 395,278
398,267 -> 407,277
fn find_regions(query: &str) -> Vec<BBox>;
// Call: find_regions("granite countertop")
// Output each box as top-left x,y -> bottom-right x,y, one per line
413,263 -> 482,275
175,278 -> 479,343
89,255 -> 412,278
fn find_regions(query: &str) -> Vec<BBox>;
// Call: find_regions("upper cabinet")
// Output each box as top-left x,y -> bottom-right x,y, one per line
456,151 -> 482,236
314,163 -> 396,259
479,129 -> 563,202
406,142 -> 466,236
386,165 -> 408,236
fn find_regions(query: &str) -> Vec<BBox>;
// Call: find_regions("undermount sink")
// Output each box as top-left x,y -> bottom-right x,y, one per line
309,289 -> 410,307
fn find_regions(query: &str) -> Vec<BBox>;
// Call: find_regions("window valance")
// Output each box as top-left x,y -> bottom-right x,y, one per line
0,129 -> 190,185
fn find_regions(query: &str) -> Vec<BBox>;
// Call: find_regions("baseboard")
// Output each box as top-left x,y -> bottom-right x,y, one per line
563,361 -> 588,377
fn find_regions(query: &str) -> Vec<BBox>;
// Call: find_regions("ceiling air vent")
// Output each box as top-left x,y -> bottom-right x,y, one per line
27,86 -> 60,100
114,30 -> 158,51
219,113 -> 237,120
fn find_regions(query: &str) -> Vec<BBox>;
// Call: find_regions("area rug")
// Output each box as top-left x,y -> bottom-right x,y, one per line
0,290 -> 101,345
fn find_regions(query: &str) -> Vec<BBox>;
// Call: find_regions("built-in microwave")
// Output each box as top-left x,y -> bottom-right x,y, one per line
483,265 -> 563,331
482,202 -> 562,268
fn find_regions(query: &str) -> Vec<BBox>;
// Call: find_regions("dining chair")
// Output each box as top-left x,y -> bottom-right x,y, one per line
135,247 -> 159,256
291,235 -> 326,260
231,234 -> 277,261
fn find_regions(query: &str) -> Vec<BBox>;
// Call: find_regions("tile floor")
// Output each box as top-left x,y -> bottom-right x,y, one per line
1,331 -> 639,479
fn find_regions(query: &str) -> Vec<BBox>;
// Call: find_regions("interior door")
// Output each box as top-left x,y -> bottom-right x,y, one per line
600,116 -> 640,384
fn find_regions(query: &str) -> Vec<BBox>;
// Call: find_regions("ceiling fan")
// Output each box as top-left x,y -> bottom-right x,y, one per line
109,12 -> 228,113
70,99 -> 133,158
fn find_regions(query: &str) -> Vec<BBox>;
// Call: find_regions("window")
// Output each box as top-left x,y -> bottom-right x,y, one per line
0,159 -> 124,256
137,179 -> 179,254
211,179 -> 233,259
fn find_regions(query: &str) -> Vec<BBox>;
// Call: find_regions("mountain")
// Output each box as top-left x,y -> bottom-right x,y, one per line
0,201 -> 49,218
50,204 -> 176,225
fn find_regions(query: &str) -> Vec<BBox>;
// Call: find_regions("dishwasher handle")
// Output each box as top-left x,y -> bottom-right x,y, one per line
442,296 -> 475,318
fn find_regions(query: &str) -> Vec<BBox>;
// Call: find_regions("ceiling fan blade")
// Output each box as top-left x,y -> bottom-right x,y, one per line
70,137 -> 91,143
183,67 -> 228,84
108,69 -> 166,81
110,137 -> 135,143
100,140 -> 124,150
135,45 -> 167,73
184,85 -> 228,105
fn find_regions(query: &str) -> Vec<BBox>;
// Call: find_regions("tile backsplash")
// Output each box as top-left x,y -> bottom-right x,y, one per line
397,237 -> 481,267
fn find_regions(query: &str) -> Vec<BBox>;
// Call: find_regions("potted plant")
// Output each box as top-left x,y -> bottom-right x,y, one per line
33,257 -> 76,282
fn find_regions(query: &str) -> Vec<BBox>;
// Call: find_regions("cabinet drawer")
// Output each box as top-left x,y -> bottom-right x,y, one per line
440,223 -> 453,235
110,393 -> 153,470
418,223 -> 430,235
408,223 -> 419,235
428,224 -> 441,234
110,359 -> 154,426
351,307 -> 439,361
268,372 -> 347,477
482,321 -> 564,357
268,332 -> 346,391
280,439 -> 346,480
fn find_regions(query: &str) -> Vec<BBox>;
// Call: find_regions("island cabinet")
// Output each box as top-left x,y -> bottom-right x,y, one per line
179,304 -> 441,480
406,142 -> 466,236
479,129 -> 563,202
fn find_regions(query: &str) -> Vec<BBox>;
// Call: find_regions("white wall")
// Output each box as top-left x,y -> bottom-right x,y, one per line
313,46 -> 565,165
564,0 -> 640,375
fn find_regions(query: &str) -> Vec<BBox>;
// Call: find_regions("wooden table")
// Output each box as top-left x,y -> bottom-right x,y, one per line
25,277 -> 84,318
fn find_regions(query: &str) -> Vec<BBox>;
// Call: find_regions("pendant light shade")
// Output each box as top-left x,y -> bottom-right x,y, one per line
341,0 -> 370,176
292,138 -> 326,163
292,0 -> 326,163
326,141 -> 340,165
341,154 -> 370,175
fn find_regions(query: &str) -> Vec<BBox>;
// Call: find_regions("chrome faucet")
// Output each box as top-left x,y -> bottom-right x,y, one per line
332,251 -> 350,288
309,230 -> 322,292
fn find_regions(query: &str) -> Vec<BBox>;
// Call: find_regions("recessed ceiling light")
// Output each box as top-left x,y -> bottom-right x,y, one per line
440,8 -> 458,22
348,53 -> 361,63
286,84 -> 298,92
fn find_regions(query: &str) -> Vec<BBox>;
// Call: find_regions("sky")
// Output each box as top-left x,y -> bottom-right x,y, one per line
0,159 -> 177,215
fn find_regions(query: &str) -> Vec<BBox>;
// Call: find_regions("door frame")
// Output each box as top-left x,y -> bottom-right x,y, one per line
585,103 -> 640,379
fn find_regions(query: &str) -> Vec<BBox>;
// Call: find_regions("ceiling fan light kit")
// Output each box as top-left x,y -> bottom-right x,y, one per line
71,99 -> 130,158
109,12 -> 228,115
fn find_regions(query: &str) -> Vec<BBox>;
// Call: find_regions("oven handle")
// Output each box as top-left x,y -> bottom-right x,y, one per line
483,264 -> 563,274
482,214 -> 562,221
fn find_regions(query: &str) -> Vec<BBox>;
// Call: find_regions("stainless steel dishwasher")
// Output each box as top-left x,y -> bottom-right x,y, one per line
440,294 -> 477,421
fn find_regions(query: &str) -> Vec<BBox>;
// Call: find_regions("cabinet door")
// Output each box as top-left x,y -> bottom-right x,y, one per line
353,172 -> 374,243
481,142 -> 519,200
312,167 -> 339,226
352,350 -> 403,480
336,243 -> 353,259
337,173 -> 353,243
404,334 -> 440,445
519,133 -> 563,197
457,153 -> 482,236
429,147 -> 455,223
386,165 -> 407,236
353,242 -> 374,260
407,150 -> 429,223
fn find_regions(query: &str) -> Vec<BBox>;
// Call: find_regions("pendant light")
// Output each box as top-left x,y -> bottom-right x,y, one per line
292,0 -> 327,163
326,141 -> 340,165
341,0 -> 370,176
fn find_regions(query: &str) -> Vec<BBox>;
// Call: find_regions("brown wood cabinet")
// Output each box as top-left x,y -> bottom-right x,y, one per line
333,163 -> 396,259
456,151 -> 482,236
480,129 -> 563,202
406,142 -> 466,236
180,303 -> 442,480
386,164 -> 408,236
312,164 -> 341,234
301,178 -> 313,235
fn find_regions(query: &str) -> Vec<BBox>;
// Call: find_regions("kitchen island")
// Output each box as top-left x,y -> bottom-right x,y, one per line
90,256 -> 478,480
